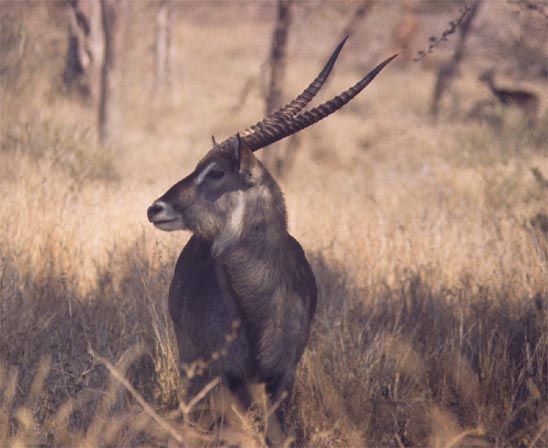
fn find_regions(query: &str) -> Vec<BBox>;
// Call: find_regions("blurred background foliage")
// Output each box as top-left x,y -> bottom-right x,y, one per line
0,1 -> 546,447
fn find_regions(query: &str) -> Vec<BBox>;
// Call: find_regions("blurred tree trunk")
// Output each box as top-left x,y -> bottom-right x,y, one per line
98,0 -> 127,146
63,0 -> 127,146
341,0 -> 373,39
263,0 -> 295,177
152,0 -> 174,101
430,1 -> 482,118
63,0 -> 104,103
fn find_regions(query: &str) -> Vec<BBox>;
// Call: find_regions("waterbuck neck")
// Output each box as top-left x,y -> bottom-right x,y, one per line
211,171 -> 287,257
213,171 -> 289,295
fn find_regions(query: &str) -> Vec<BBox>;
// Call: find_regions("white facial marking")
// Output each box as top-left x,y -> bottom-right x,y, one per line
212,191 -> 246,256
195,162 -> 218,185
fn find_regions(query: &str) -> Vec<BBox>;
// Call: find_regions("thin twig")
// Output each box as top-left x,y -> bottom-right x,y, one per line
507,0 -> 548,20
88,347 -> 188,444
394,432 -> 406,448
446,428 -> 486,448
179,376 -> 221,415
529,420 -> 548,447
413,5 -> 475,62
265,390 -> 288,421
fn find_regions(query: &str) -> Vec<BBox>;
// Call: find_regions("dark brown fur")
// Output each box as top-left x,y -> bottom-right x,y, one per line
148,139 -> 317,440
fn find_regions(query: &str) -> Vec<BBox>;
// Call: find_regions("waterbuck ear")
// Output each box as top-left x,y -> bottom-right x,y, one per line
235,134 -> 260,185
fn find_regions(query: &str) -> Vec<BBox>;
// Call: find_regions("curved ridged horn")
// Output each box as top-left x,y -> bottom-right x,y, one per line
241,36 -> 348,134
241,53 -> 398,151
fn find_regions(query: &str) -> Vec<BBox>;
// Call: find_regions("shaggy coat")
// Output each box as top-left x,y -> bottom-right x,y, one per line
148,138 -> 317,422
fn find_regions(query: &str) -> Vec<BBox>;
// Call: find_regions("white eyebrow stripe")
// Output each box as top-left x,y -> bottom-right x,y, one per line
195,162 -> 218,185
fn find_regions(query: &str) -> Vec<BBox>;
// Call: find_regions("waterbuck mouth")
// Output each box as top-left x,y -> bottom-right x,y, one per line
152,217 -> 185,232
153,218 -> 177,226
154,218 -> 176,225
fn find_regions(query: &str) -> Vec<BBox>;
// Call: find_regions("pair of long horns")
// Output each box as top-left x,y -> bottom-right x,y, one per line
219,37 -> 397,152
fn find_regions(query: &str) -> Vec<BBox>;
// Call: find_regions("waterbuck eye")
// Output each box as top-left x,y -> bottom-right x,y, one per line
207,169 -> 225,181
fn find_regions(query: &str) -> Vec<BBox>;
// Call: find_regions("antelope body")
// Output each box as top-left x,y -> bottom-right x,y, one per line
479,70 -> 540,126
147,38 -> 395,441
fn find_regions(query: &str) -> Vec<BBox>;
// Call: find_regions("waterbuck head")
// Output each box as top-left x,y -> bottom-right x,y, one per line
147,38 -> 396,247
146,135 -> 280,245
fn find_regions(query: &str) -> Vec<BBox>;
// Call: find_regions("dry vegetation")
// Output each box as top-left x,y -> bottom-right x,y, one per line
1,1 -> 547,447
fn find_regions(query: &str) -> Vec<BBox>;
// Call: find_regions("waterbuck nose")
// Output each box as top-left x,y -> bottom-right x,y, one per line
147,201 -> 166,222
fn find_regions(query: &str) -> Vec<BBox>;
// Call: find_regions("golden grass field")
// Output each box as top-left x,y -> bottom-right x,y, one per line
0,1 -> 547,447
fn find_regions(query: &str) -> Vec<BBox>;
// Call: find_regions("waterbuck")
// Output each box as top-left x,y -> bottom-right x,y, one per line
479,70 -> 540,127
147,38 -> 395,441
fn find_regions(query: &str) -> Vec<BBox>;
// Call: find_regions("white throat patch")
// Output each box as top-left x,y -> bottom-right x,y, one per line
212,191 -> 246,256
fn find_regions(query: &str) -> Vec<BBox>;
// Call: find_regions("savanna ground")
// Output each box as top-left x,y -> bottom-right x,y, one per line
1,1 -> 547,447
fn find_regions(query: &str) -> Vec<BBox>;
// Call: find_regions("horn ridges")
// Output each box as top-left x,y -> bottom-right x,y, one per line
239,36 -> 348,136
243,53 -> 398,151
270,35 -> 348,119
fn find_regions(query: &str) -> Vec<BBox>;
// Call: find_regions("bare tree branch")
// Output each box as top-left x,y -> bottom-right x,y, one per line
430,1 -> 482,118
98,0 -> 127,146
263,0 -> 295,177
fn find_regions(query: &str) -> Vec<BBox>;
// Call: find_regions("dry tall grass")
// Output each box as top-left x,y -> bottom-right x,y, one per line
1,2 -> 546,447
